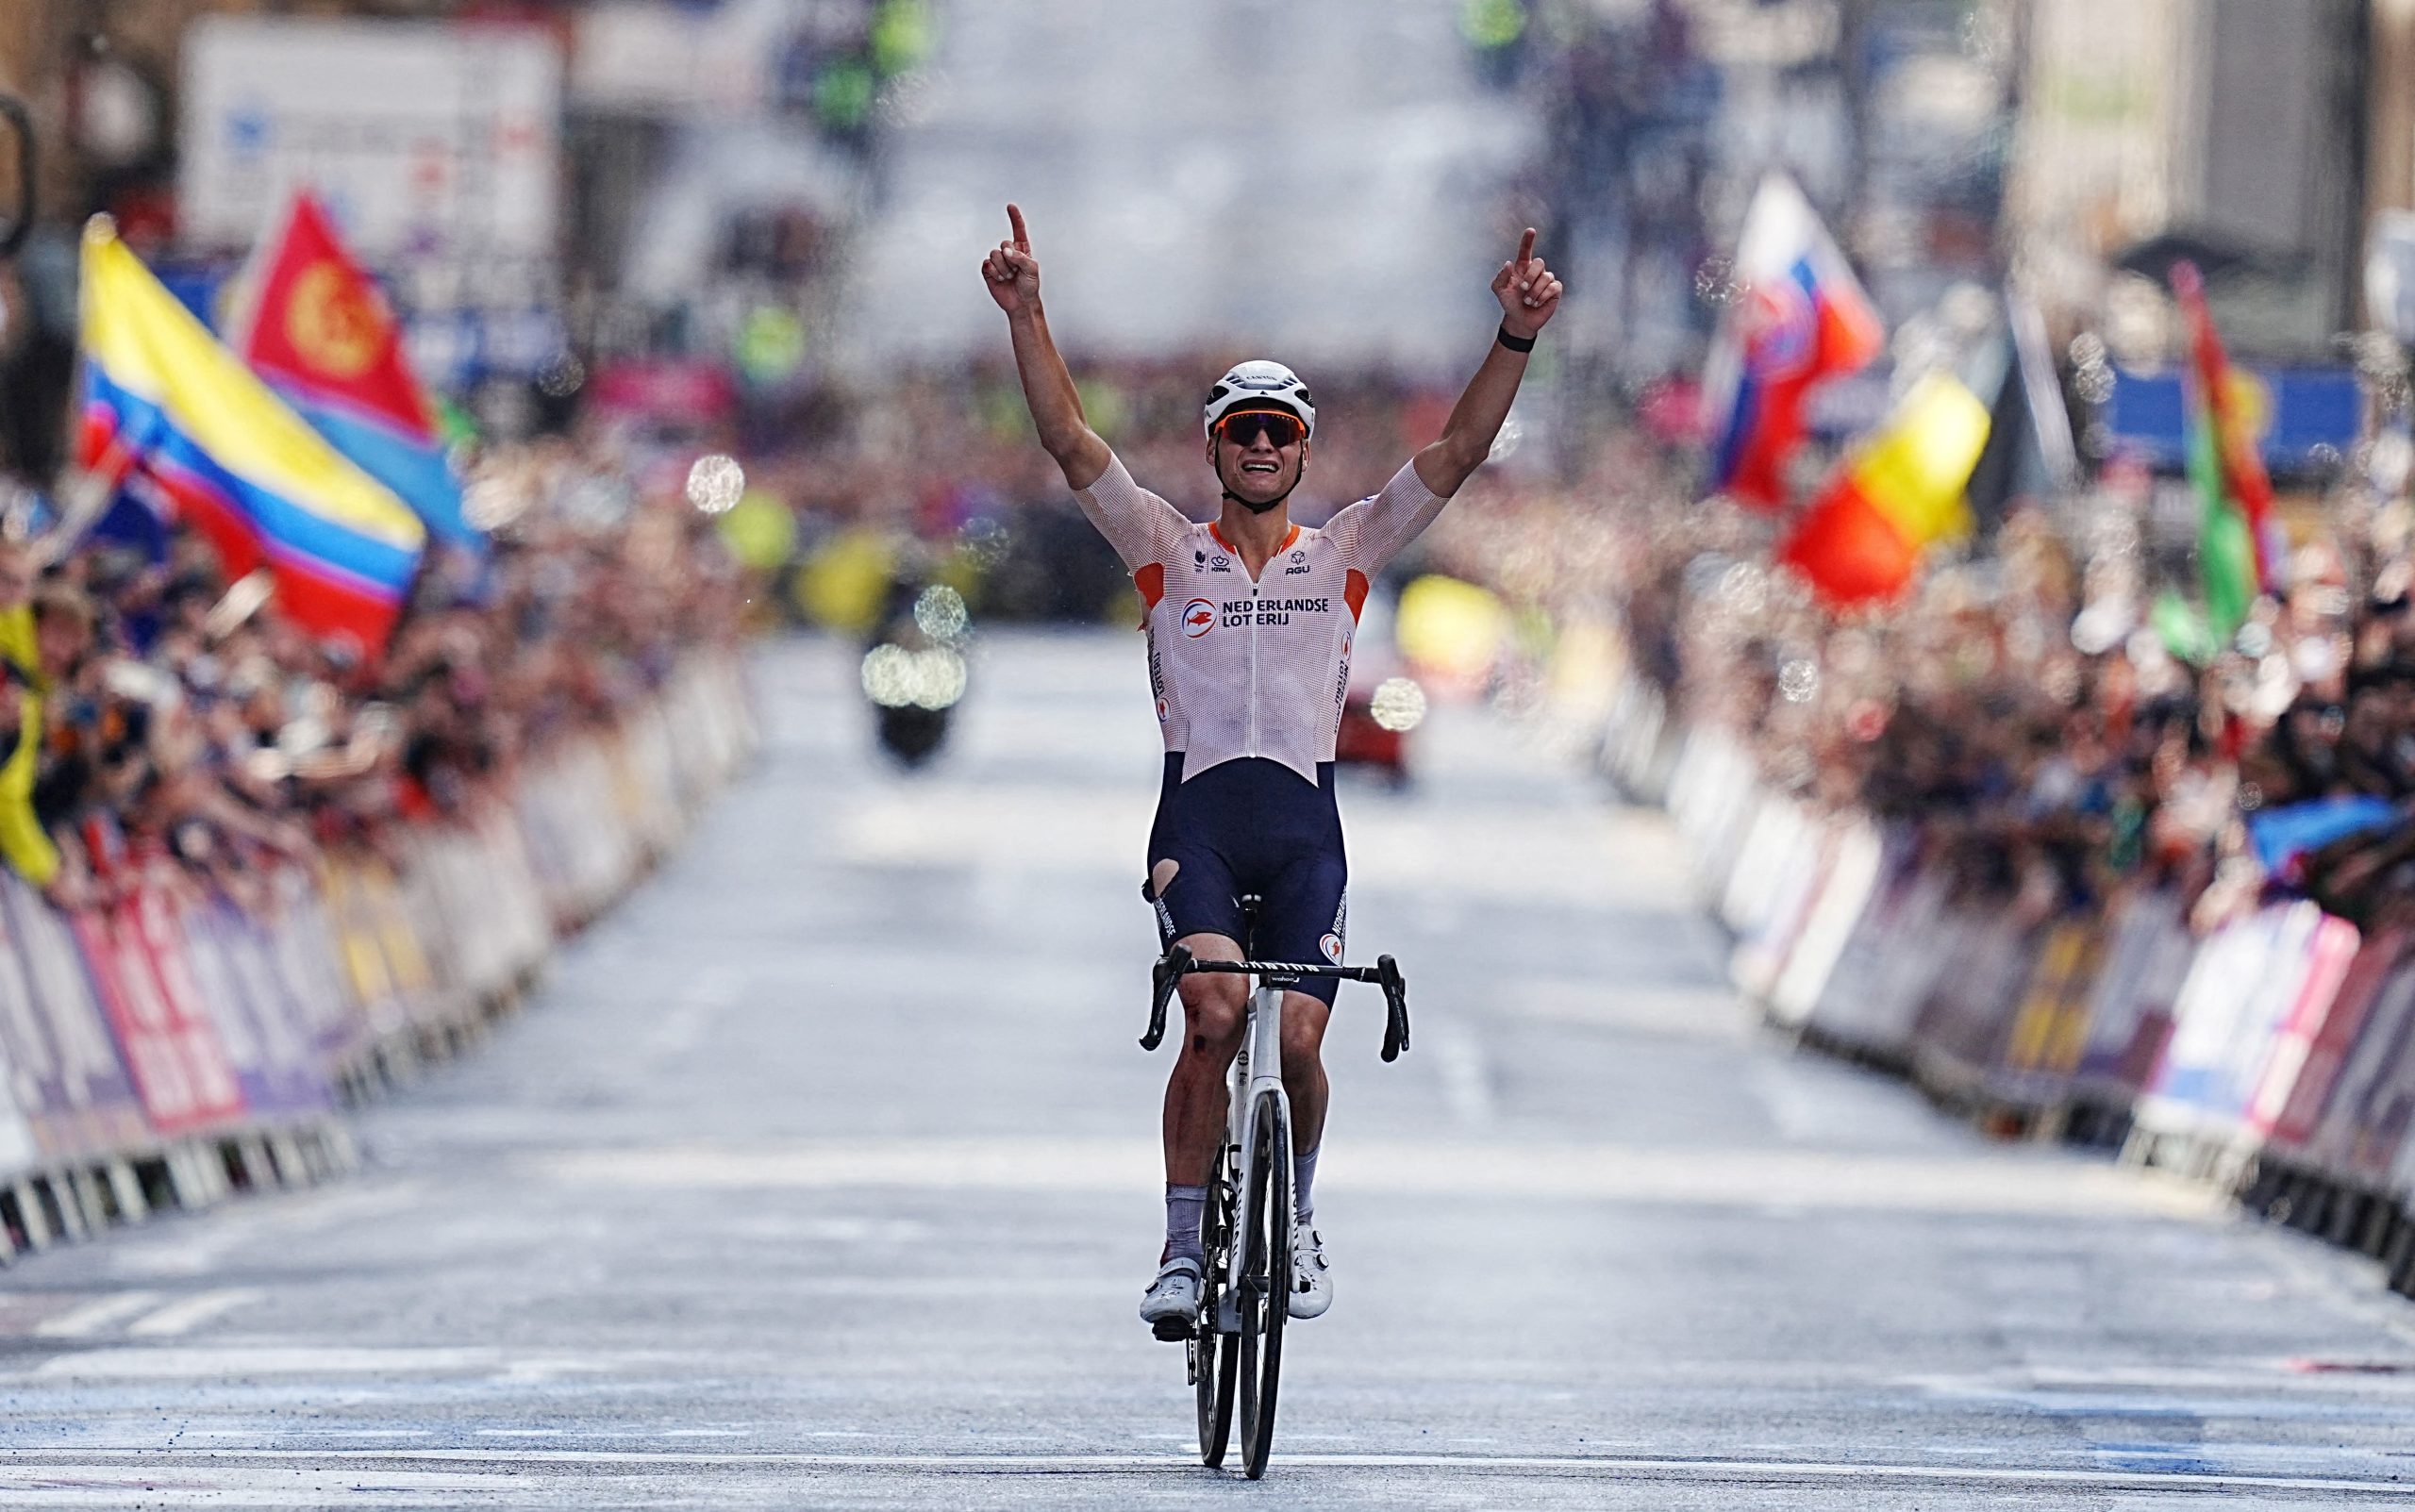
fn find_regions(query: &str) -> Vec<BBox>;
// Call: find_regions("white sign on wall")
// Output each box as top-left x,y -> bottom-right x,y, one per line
180,17 -> 562,266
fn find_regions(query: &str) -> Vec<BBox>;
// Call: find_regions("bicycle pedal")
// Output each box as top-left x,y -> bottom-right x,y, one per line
1152,1316 -> 1193,1343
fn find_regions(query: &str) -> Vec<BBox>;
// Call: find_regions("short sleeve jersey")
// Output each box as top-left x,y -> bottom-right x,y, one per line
1074,453 -> 1448,785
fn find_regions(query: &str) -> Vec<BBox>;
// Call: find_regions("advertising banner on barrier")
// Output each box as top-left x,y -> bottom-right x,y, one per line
2141,903 -> 2357,1140
0,650 -> 753,1188
2070,889 -> 2195,1104
265,868 -> 369,1072
1720,793 -> 1809,939
1994,917 -> 2108,1106
68,898 -> 246,1139
1729,806 -> 1833,1000
2244,914 -> 2371,1140
0,879 -> 149,1162
1809,849 -> 1947,1056
2302,955 -> 2415,1186
1768,817 -> 1887,1028
1912,907 -> 2040,1088
179,896 -> 334,1118
320,861 -> 409,1042
2264,928 -> 2410,1155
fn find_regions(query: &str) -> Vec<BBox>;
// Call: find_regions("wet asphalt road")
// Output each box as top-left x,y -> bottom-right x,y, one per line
3,633 -> 2415,1508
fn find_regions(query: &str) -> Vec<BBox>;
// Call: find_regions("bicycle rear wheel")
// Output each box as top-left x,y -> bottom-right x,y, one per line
1193,1157 -> 1238,1466
1236,1091 -> 1291,1480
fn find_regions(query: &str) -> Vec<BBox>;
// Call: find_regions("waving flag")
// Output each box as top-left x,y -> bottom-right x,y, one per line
77,216 -> 426,651
1703,174 -> 1885,510
2156,260 -> 2272,651
1775,372 -> 1991,608
230,191 -> 477,550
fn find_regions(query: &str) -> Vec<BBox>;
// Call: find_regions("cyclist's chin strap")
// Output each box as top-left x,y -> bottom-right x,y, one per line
1222,487 -> 1291,516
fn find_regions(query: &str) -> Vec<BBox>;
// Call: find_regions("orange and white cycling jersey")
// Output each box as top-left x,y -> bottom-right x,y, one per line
1074,453 -> 1449,786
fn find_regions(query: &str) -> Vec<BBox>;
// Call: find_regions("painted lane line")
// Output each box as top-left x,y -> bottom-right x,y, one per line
7,1449 -> 2415,1495
1427,1020 -> 1497,1129
521,1137 -> 2226,1220
124,1288 -> 265,1338
31,1292 -> 161,1338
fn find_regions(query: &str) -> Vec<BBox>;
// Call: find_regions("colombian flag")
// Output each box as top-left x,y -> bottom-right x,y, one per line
1774,372 -> 1992,609
231,191 -> 478,551
1703,174 -> 1885,511
77,216 -> 426,652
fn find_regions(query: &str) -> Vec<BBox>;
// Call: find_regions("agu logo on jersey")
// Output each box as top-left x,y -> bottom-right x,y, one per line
1180,599 -> 1216,638
1319,932 -> 1342,962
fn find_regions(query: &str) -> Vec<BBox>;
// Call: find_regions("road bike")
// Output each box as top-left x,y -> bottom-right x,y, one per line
1141,900 -> 1409,1480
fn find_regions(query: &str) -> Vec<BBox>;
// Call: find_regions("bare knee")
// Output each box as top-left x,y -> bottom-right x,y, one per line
1178,975 -> 1246,1060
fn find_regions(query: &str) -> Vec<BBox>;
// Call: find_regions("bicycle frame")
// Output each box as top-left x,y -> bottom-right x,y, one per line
1215,976 -> 1290,1332
1141,938 -> 1408,1478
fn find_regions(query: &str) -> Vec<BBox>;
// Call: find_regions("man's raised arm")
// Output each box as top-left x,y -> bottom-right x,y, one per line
983,204 -> 1111,491
1412,227 -> 1565,500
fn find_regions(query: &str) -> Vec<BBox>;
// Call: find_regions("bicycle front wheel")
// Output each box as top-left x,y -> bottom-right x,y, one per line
1194,1156 -> 1238,1467
1236,1090 -> 1291,1480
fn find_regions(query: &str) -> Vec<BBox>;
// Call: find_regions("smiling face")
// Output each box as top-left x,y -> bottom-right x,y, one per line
1207,412 -> 1307,511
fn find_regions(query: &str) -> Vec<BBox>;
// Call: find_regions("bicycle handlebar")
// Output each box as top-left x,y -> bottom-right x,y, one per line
1141,946 -> 1410,1062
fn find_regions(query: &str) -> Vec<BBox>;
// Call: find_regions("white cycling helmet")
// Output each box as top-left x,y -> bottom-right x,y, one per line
1202,360 -> 1316,441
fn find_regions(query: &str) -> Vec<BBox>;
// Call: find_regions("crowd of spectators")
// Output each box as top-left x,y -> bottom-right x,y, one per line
0,437 -> 743,917
1416,414 -> 2415,945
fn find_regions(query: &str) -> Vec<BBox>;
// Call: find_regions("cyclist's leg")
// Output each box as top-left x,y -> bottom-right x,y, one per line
1148,841 -> 1248,1190
1256,840 -> 1347,1164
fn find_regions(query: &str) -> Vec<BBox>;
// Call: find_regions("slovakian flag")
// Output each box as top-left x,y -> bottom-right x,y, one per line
228,191 -> 478,551
1774,371 -> 1992,609
1703,174 -> 1885,511
77,215 -> 426,652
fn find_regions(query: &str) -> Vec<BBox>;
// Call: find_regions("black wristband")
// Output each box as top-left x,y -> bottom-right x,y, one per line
1495,324 -> 1536,354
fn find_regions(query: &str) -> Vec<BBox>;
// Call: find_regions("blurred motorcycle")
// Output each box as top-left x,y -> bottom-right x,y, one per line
860,574 -> 972,770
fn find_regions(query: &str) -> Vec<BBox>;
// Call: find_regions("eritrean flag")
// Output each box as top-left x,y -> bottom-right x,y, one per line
1703,174 -> 1885,511
1774,371 -> 1992,609
230,191 -> 477,551
77,215 -> 426,653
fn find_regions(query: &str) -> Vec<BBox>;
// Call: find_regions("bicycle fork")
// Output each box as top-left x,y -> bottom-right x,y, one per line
1217,980 -> 1290,1332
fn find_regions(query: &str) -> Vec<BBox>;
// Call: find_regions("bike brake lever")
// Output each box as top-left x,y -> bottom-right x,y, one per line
1376,954 -> 1409,1062
1142,943 -> 1192,1051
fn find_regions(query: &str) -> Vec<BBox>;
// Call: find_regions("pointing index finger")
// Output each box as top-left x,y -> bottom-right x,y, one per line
1514,227 -> 1537,273
1007,203 -> 1030,252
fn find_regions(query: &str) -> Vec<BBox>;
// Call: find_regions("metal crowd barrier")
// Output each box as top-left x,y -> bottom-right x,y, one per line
1572,655 -> 2415,1301
0,652 -> 756,1263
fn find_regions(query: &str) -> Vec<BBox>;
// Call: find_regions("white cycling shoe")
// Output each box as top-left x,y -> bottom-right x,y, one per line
1289,1225 -> 1332,1320
1140,1255 -> 1203,1339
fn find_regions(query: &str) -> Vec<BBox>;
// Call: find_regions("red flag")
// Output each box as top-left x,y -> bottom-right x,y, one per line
231,191 -> 436,441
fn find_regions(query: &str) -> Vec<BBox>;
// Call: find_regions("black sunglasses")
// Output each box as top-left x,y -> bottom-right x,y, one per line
1216,410 -> 1304,448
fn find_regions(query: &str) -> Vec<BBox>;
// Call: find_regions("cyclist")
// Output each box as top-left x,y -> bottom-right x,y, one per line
981,204 -> 1561,1336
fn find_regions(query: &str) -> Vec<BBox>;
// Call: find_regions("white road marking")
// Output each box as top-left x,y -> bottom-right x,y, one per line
25,1346 -> 515,1379
1426,1021 -> 1497,1129
124,1288 -> 264,1338
646,967 -> 746,1056
32,1291 -> 161,1338
1496,979 -> 1749,1042
0,1449 -> 2410,1495
524,1137 -> 2225,1220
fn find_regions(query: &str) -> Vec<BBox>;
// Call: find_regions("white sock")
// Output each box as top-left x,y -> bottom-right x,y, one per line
1164,1184 -> 1207,1266
1293,1145 -> 1319,1226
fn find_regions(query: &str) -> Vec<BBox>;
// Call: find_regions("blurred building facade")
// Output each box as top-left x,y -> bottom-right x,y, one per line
2007,0 -> 2367,359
